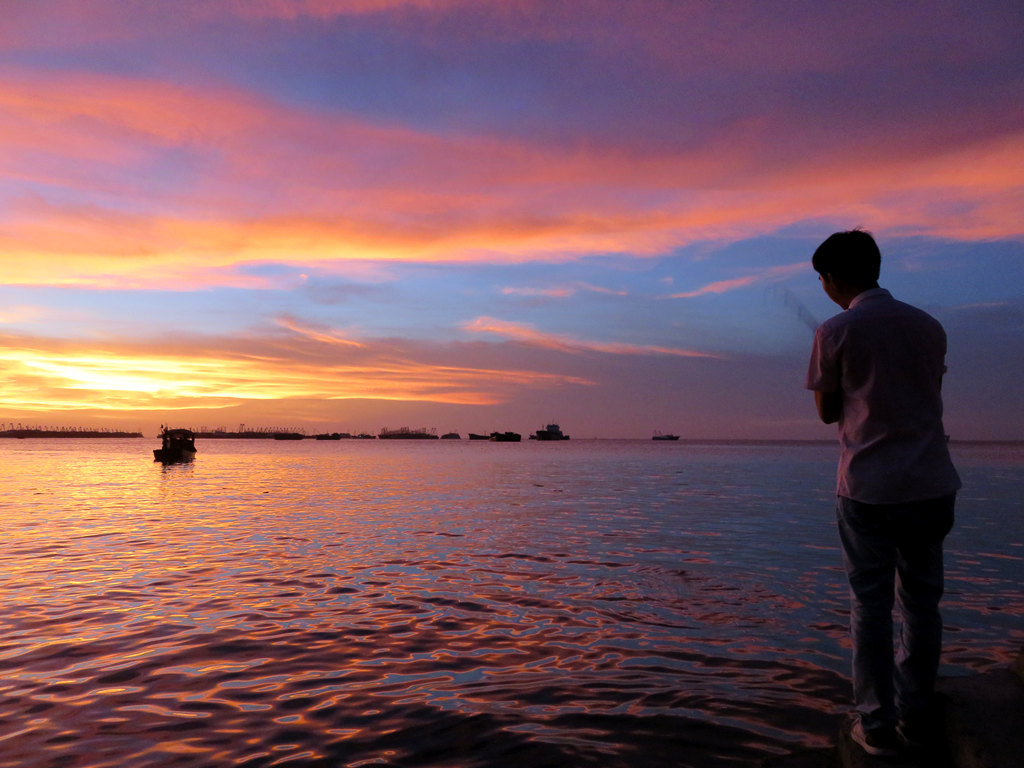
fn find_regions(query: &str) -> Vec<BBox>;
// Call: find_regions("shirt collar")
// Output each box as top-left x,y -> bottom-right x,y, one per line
848,287 -> 891,309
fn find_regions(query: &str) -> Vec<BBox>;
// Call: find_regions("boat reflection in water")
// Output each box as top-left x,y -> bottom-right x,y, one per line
152,427 -> 197,463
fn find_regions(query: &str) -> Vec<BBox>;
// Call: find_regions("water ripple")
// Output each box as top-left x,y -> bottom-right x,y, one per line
0,439 -> 1018,766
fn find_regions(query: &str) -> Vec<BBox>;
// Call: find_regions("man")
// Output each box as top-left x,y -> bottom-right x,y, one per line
806,229 -> 960,757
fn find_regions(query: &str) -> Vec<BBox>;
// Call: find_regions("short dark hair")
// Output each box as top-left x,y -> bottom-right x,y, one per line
812,229 -> 881,286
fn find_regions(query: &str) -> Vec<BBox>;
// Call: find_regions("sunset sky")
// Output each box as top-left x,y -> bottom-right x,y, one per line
2,0 -> 1022,439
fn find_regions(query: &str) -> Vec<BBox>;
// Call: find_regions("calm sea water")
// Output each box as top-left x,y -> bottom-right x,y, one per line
0,438 -> 1020,767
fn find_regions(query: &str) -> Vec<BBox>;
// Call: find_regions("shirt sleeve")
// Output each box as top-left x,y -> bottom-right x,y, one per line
806,325 -> 839,392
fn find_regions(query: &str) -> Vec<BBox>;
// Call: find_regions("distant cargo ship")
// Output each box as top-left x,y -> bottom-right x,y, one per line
1,428 -> 143,438
194,426 -> 305,439
378,427 -> 439,440
529,424 -> 569,441
652,431 -> 680,441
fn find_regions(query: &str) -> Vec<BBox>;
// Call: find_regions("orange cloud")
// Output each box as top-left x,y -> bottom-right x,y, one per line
0,327 -> 591,415
463,317 -> 720,358
2,66 -> 1022,292
275,316 -> 366,349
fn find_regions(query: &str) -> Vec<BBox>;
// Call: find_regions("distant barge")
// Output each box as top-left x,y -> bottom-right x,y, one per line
1,429 -> 143,438
489,432 -> 522,442
529,424 -> 570,441
378,427 -> 439,440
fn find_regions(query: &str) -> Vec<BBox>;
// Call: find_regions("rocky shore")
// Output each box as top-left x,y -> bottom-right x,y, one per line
764,645 -> 1024,768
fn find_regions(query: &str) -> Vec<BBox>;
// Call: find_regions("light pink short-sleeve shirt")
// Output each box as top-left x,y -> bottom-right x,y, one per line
806,288 -> 961,504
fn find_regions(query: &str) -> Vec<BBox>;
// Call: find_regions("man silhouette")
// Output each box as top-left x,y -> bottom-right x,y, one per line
806,229 -> 960,757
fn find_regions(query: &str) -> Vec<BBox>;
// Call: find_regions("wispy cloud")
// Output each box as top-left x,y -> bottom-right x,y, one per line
463,317 -> 720,358
2,43 -> 1022,293
500,282 -> 627,299
222,0 -> 469,19
500,286 -> 575,298
275,316 -> 366,348
0,305 -> 50,324
669,263 -> 806,299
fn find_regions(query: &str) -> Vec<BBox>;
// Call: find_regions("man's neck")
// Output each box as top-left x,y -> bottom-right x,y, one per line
837,282 -> 879,310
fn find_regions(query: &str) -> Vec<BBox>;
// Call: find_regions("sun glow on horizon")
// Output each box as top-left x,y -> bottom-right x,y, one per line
0,341 -> 592,413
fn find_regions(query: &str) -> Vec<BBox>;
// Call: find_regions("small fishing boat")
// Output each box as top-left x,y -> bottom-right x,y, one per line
153,427 -> 197,463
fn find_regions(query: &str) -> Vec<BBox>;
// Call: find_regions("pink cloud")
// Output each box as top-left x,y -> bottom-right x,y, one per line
1,40 -> 1021,292
463,317 -> 720,358
669,263 -> 807,299
221,0 -> 469,19
501,286 -> 575,298
275,316 -> 366,349
501,282 -> 628,298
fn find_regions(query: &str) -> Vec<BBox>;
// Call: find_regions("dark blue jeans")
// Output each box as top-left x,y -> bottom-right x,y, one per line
836,494 -> 955,731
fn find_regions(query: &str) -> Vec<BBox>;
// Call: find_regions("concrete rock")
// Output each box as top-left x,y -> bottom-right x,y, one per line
764,645 -> 1024,768
939,664 -> 1024,768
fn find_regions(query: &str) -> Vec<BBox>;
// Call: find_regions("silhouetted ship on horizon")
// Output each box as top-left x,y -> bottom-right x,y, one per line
1,427 -> 143,439
378,427 -> 439,440
529,424 -> 570,441
192,425 -> 306,439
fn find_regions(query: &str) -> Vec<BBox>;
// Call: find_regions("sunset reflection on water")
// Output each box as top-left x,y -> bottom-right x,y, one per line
0,439 -> 1019,767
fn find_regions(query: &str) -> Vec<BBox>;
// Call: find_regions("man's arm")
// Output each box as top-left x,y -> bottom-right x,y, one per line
814,390 -> 842,424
